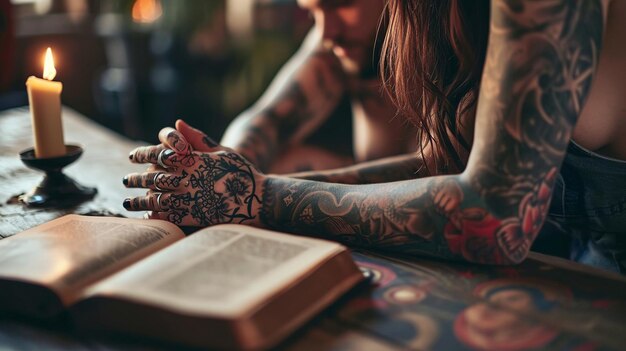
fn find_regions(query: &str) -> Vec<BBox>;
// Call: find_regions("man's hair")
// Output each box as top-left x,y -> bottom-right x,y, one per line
381,0 -> 490,174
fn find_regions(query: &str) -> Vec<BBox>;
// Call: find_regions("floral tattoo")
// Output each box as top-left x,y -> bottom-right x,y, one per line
164,152 -> 261,226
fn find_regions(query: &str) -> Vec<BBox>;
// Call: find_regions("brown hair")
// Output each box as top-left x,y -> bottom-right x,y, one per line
381,0 -> 490,174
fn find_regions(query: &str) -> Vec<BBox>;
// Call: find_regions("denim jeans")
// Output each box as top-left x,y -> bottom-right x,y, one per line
532,142 -> 626,273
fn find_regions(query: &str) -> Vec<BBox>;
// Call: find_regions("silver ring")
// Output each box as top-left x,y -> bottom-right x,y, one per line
153,172 -> 164,191
157,149 -> 168,169
155,192 -> 163,211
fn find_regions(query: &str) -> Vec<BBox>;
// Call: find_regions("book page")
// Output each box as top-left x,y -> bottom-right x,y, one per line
84,224 -> 345,317
0,215 -> 184,305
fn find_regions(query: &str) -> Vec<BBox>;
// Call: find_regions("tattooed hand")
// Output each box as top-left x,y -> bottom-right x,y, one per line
124,148 -> 264,227
124,123 -> 263,227
128,120 -> 220,166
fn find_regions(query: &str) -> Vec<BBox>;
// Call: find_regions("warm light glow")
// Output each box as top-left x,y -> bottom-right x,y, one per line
43,47 -> 56,81
132,0 -> 162,24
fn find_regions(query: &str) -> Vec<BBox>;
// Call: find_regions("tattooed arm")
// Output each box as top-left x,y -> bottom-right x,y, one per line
258,0 -> 605,264
220,29 -> 346,172
286,133 -> 472,184
285,153 -> 428,184
125,0 -> 604,265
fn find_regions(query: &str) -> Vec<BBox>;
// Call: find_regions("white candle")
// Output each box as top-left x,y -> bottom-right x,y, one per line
26,47 -> 65,158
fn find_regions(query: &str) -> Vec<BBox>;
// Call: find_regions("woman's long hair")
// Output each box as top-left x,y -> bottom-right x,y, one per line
381,0 -> 490,174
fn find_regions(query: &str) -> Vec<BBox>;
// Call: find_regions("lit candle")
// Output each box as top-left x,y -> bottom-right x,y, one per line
26,47 -> 65,158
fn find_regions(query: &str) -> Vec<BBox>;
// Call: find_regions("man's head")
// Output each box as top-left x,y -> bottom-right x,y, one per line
297,0 -> 385,76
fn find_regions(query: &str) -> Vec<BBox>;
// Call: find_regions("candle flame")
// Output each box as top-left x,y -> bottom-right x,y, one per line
43,47 -> 57,81
132,0 -> 162,24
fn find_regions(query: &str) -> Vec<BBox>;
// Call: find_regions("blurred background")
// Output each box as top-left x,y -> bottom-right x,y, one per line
0,0 -> 313,143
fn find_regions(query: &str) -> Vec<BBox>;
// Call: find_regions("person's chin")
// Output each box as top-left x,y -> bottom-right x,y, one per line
338,57 -> 361,75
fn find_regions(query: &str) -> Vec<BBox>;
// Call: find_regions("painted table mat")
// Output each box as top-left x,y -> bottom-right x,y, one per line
327,251 -> 626,351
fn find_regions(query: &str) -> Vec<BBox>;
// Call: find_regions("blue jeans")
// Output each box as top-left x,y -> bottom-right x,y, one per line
532,142 -> 626,273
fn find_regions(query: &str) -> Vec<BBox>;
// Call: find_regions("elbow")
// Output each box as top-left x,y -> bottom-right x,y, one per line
443,175 -> 555,266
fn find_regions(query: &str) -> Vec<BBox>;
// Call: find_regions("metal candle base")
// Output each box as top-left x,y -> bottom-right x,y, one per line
19,145 -> 97,207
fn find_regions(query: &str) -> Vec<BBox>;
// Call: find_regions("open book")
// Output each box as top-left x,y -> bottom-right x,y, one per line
0,215 -> 363,350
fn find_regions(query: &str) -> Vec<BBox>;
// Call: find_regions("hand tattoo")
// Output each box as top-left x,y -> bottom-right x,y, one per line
202,135 -> 218,148
125,152 -> 262,227
166,152 -> 260,226
166,129 -> 192,155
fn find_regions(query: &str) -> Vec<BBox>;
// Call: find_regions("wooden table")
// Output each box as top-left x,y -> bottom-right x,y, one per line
1,107 -> 626,351
0,106 -> 146,237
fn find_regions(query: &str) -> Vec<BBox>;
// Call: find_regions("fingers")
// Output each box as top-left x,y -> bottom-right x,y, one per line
130,121 -> 216,168
176,119 -> 220,152
123,192 -> 172,212
159,127 -> 192,155
126,193 -> 192,226
129,146 -> 196,168
123,171 -> 187,191
129,144 -> 166,164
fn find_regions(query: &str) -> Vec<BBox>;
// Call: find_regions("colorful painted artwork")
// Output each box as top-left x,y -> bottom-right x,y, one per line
324,252 -> 626,351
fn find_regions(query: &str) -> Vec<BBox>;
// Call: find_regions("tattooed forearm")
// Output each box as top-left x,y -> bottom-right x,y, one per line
261,176 -> 456,259
287,153 -> 428,184
222,51 -> 346,172
260,0 -> 604,265
261,168 -> 556,264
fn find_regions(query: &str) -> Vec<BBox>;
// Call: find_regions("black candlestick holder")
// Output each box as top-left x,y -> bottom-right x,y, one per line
19,144 -> 97,207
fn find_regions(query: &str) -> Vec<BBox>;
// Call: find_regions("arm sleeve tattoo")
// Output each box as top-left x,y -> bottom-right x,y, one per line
286,153 -> 430,184
259,0 -> 604,265
221,40 -> 346,172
